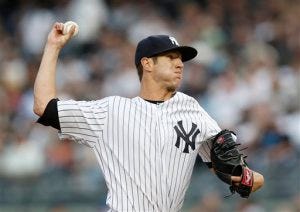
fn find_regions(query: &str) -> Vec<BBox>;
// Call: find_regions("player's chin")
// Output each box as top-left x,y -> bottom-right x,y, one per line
166,81 -> 181,92
174,77 -> 182,87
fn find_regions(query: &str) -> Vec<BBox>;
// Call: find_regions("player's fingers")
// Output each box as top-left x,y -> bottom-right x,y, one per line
61,25 -> 76,41
68,25 -> 76,37
231,176 -> 242,183
54,22 -> 64,32
47,22 -> 71,48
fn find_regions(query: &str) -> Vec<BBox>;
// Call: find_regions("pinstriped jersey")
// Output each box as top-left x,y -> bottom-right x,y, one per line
57,92 -> 221,212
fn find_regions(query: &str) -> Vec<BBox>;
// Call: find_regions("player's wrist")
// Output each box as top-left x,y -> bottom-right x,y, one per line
44,42 -> 62,55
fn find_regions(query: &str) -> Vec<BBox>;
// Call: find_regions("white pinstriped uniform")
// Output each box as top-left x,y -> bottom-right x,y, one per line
57,92 -> 221,212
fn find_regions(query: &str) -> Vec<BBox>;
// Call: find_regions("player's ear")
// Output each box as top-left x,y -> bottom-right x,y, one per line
141,57 -> 153,73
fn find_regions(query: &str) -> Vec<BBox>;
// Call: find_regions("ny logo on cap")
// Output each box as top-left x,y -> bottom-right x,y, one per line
169,36 -> 179,46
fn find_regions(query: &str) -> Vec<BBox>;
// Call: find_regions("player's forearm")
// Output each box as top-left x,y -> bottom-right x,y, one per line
33,44 -> 60,116
251,171 -> 264,192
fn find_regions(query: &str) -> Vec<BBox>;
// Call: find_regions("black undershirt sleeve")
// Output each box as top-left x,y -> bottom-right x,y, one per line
205,162 -> 212,169
37,98 -> 60,130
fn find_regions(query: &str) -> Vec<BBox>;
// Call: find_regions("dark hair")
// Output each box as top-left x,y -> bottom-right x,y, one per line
136,63 -> 143,81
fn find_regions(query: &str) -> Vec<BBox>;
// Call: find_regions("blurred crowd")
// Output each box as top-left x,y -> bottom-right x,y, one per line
0,0 -> 299,211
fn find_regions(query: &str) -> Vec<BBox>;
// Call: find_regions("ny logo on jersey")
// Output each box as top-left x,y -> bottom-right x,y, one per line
169,36 -> 179,46
174,121 -> 200,153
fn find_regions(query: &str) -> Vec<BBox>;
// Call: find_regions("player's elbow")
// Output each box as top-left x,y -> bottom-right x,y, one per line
33,98 -> 47,117
33,103 -> 44,117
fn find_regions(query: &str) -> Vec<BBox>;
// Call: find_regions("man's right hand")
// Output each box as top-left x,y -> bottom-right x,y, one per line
46,22 -> 76,50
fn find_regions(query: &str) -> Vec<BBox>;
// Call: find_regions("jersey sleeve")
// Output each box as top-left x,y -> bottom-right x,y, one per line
37,98 -> 60,130
57,98 -> 109,148
197,105 -> 221,163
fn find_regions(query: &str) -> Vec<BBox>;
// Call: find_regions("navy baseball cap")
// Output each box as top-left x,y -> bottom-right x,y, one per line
134,35 -> 198,67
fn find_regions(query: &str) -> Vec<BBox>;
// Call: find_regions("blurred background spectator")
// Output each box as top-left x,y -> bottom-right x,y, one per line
0,0 -> 299,211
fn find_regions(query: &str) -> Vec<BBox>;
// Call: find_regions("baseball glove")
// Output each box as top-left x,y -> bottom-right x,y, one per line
210,130 -> 253,198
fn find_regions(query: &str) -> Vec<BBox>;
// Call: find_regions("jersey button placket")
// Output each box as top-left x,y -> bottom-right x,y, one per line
156,105 -> 168,211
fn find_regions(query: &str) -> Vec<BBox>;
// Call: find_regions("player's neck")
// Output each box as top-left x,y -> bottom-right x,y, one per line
139,81 -> 175,101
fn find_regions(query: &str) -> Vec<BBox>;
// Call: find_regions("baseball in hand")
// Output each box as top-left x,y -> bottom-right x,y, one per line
62,21 -> 79,36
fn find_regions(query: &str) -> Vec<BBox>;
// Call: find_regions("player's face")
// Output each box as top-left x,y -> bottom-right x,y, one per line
151,51 -> 184,92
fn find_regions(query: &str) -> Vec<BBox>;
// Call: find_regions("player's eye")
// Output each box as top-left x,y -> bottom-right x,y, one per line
166,53 -> 181,60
